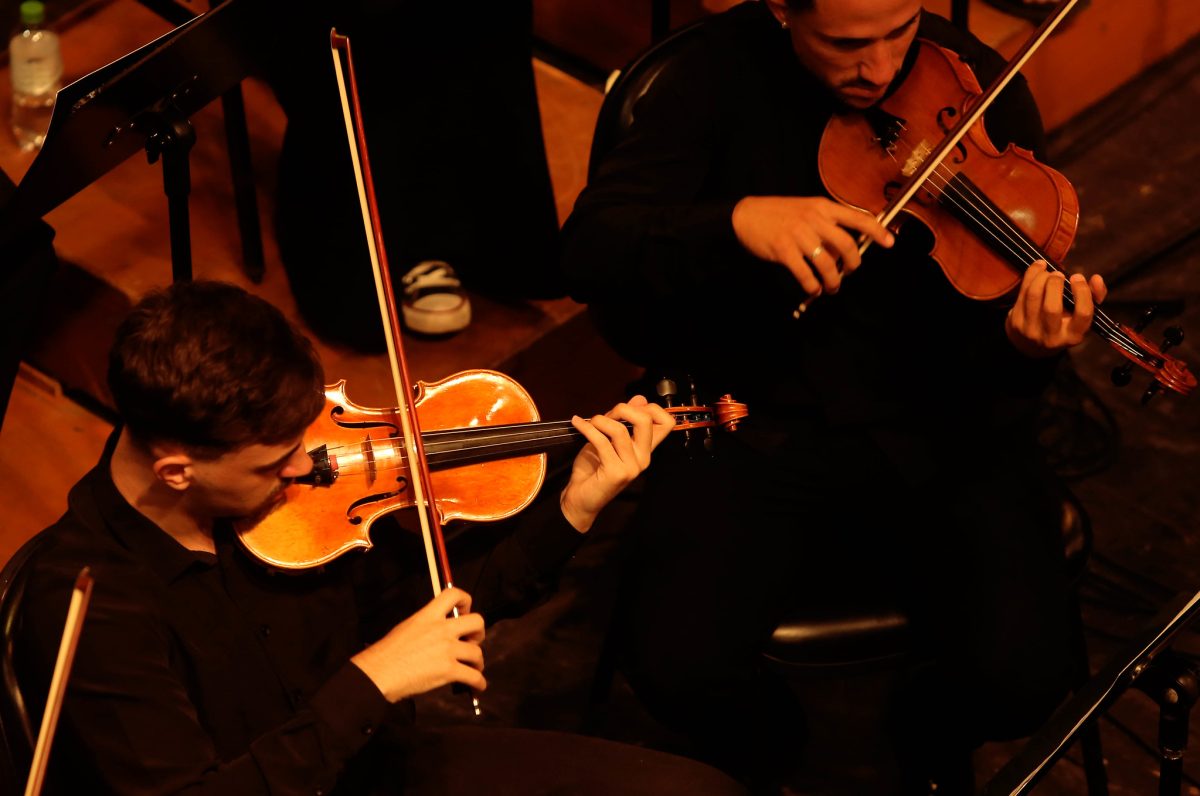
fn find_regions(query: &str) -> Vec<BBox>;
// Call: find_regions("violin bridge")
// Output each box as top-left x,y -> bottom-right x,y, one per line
901,140 -> 932,178
363,434 -> 377,487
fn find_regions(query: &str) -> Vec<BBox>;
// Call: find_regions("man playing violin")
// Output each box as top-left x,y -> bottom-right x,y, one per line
563,0 -> 1107,791
16,281 -> 744,795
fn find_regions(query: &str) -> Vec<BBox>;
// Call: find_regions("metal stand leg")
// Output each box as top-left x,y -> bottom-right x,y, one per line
1069,593 -> 1110,795
146,111 -> 197,283
1134,650 -> 1200,796
221,85 -> 265,283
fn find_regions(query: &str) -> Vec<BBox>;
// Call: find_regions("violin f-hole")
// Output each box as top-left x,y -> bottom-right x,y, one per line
347,476 -> 409,524
935,106 -> 968,164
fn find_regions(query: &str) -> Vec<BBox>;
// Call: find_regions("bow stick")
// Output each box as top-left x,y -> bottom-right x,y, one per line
25,568 -> 93,796
330,30 -> 480,715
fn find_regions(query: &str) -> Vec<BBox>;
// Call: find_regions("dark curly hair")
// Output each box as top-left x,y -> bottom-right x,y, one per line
108,281 -> 326,455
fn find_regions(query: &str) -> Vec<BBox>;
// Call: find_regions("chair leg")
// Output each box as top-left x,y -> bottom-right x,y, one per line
221,85 -> 265,283
1070,589 -> 1109,795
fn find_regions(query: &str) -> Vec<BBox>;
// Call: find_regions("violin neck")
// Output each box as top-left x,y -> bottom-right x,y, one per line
419,405 -> 725,470
421,421 -> 583,469
935,174 -> 1164,369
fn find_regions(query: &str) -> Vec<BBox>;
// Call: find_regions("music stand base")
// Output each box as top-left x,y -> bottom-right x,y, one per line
1133,649 -> 1200,796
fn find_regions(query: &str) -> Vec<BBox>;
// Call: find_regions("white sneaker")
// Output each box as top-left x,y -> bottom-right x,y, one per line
400,260 -> 471,335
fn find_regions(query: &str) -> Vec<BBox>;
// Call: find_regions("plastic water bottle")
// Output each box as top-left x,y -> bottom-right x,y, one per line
9,1 -> 62,151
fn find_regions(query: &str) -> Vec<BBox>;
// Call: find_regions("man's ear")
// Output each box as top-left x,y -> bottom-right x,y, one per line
764,0 -> 790,27
151,450 -> 194,492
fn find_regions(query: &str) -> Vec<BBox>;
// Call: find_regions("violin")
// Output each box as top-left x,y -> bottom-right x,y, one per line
814,0 -> 1194,401
236,373 -> 747,570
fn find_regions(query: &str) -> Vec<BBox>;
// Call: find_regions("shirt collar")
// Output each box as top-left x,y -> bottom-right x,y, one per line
68,429 -> 217,584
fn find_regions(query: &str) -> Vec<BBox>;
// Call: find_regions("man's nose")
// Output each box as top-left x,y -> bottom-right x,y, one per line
858,41 -> 898,87
281,446 -> 314,479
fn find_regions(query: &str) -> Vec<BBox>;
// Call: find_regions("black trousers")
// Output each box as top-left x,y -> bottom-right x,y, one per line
263,2 -> 563,351
346,725 -> 746,795
615,415 -> 1075,789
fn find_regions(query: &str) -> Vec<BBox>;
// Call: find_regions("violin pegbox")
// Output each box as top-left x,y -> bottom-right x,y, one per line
1107,305 -> 1195,403
654,375 -> 748,454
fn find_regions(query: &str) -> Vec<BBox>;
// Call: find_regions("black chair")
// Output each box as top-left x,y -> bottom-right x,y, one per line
761,490 -> 1107,794
586,19 -> 709,182
0,535 -> 45,796
586,21 -> 1108,795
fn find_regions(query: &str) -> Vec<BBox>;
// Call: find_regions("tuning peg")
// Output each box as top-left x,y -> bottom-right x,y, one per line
1111,363 -> 1134,387
1135,306 -> 1159,333
656,377 -> 678,408
682,376 -> 711,451
1162,326 -> 1184,351
1141,381 -> 1163,405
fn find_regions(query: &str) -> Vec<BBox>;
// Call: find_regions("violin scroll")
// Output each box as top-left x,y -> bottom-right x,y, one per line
664,395 -> 748,432
1107,312 -> 1194,402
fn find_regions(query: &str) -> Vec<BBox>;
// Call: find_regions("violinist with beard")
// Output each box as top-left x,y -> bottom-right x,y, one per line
562,0 -> 1107,791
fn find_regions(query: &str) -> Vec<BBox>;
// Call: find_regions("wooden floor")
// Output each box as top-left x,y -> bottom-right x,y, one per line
3,1 -> 1200,794
0,0 -> 615,561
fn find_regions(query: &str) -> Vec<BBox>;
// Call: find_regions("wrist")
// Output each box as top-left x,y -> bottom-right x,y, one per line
1005,310 -> 1056,359
350,649 -> 410,703
559,488 -> 596,534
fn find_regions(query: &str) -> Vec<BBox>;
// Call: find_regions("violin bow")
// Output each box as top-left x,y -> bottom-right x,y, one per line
24,568 -> 93,796
329,31 -> 480,715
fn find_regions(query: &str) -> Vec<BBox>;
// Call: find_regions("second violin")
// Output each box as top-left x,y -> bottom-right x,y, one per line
816,4 -> 1193,399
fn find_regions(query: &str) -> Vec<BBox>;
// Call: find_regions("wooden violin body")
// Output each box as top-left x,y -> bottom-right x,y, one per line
818,38 -> 1194,398
820,39 -> 1079,300
237,370 -> 544,569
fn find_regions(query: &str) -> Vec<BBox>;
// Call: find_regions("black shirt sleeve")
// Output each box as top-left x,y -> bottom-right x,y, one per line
23,558 -> 390,796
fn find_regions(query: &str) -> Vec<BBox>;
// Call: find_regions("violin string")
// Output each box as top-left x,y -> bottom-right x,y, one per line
308,428 -> 593,479
923,169 -> 1145,360
300,413 -> 716,479
315,422 -> 576,448
317,426 -> 580,459
883,132 -> 1146,360
311,409 -> 708,460
882,129 -> 1135,349
918,166 -> 1141,357
926,169 -> 1142,360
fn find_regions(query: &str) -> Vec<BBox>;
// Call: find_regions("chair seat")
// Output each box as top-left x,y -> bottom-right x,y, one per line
765,608 -> 910,670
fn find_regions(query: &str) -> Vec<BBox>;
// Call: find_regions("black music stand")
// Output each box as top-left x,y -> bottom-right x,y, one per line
0,0 -> 267,282
981,588 -> 1200,795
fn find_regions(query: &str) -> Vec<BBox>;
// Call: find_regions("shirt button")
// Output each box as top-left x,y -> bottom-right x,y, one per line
361,722 -> 374,736
259,624 -> 271,638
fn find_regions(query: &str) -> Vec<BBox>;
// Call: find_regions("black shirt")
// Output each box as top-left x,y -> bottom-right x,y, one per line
18,433 -> 584,795
562,2 -> 1056,459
